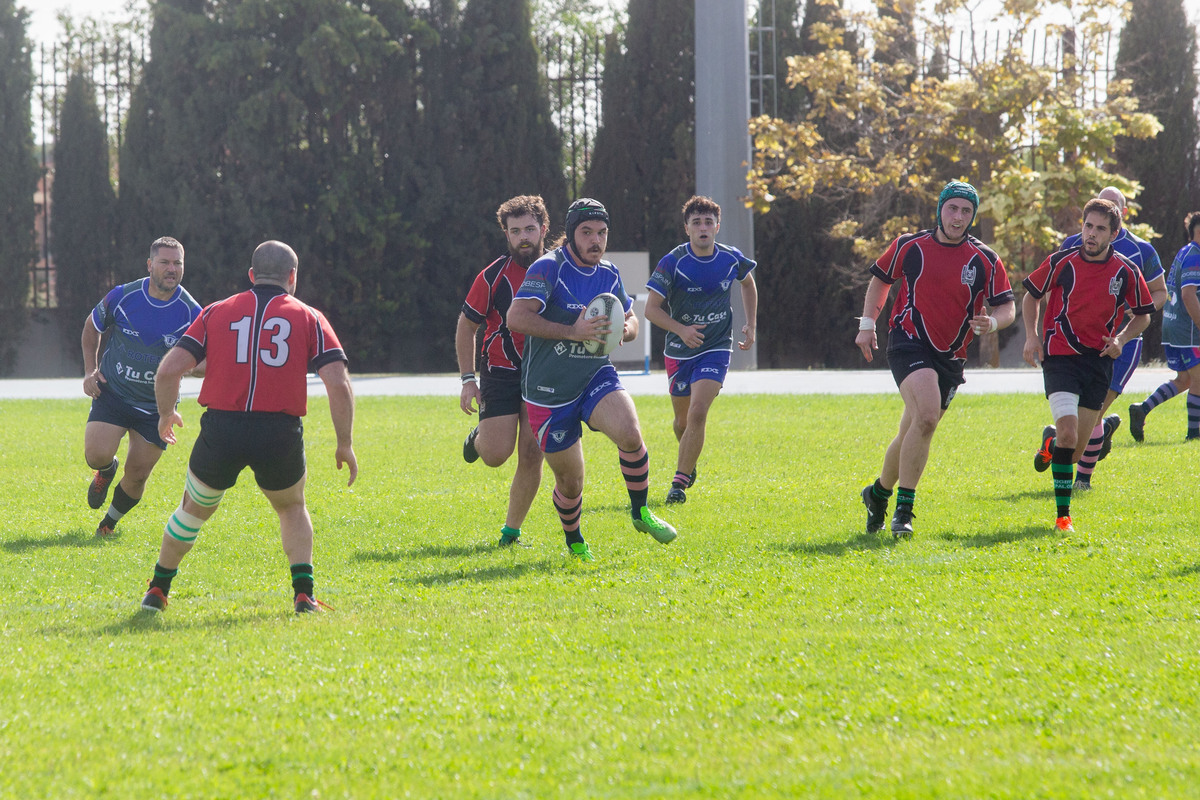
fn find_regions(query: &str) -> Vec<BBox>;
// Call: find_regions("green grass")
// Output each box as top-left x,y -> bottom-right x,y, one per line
2,392 -> 1199,798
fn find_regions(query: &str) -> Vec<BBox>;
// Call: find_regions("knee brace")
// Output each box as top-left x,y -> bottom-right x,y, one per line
185,471 -> 225,509
1048,391 -> 1080,421
165,504 -> 207,544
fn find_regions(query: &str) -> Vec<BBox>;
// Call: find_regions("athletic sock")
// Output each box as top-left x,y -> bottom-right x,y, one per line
290,563 -> 314,599
92,457 -> 118,478
1074,422 -> 1104,479
500,524 -> 521,542
895,486 -> 915,512
671,470 -> 694,489
102,484 -> 140,528
870,478 -> 893,503
1051,445 -> 1074,517
149,562 -> 178,595
1189,394 -> 1200,438
619,444 -> 650,520
1144,382 -> 1181,412
553,487 -> 584,546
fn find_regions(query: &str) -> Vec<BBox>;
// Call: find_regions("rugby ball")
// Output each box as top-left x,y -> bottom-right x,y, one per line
582,292 -> 624,356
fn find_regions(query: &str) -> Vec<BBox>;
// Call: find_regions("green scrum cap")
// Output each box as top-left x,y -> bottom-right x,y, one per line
936,180 -> 979,232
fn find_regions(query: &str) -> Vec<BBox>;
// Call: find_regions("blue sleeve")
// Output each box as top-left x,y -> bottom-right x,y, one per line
646,254 -> 675,298
1139,242 -> 1164,282
737,253 -> 757,281
515,257 -> 558,309
90,285 -> 124,332
1181,252 -> 1200,287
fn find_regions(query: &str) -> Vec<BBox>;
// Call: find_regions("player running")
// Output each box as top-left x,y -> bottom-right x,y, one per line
1155,210 -> 1200,440
80,237 -> 201,537
1022,198 -> 1155,532
507,198 -> 677,561
141,241 -> 357,614
455,196 -> 547,546
643,195 -> 757,505
1033,187 -> 1167,488
856,181 -> 1015,539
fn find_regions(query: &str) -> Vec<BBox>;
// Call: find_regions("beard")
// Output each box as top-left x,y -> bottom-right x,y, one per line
510,241 -> 545,268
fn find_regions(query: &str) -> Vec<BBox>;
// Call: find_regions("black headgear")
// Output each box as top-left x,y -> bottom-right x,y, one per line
565,198 -> 610,247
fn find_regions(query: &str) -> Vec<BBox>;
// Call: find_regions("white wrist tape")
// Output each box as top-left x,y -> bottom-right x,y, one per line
858,317 -> 876,332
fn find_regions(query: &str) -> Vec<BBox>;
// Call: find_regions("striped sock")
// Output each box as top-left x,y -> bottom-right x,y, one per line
619,444 -> 650,520
1051,445 -> 1074,517
552,487 -> 583,545
870,479 -> 893,504
672,470 -> 694,489
1189,394 -> 1200,439
149,562 -> 178,595
1144,382 -> 1181,411
1074,422 -> 1105,479
895,486 -> 915,512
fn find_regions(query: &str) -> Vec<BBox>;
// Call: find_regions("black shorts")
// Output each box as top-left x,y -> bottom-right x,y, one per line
87,386 -> 166,450
479,372 -> 523,421
887,335 -> 965,411
1042,354 -> 1112,411
188,410 -> 306,492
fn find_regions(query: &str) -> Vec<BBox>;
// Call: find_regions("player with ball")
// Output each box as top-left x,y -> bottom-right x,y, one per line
507,198 -> 677,560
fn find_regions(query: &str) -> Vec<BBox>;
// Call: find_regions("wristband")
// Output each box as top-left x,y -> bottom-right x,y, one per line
857,317 -> 876,332
460,373 -> 476,385
986,315 -> 998,334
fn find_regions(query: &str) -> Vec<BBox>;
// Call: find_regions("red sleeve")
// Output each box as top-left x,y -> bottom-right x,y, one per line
869,236 -> 905,284
1021,254 -> 1056,298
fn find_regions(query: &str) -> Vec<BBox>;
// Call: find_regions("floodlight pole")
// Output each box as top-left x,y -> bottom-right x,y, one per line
695,0 -> 757,370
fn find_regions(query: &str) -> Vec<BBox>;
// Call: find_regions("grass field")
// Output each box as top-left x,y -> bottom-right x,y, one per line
1,392 -> 1199,798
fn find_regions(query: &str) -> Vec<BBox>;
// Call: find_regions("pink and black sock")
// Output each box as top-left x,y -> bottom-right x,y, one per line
1143,382 -> 1180,411
619,444 -> 649,519
671,470 -> 694,489
1074,422 -> 1104,480
553,487 -> 584,546
1189,394 -> 1200,439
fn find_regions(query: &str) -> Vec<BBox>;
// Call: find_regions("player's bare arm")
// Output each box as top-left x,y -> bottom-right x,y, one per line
455,312 -> 482,414
153,346 -> 199,445
1148,274 -> 1168,311
621,308 -> 639,343
855,276 -> 891,362
507,297 -> 607,344
1021,292 -> 1044,367
739,273 -> 758,350
643,292 -> 705,348
318,360 -> 358,486
80,317 -> 108,398
1102,312 -> 1152,359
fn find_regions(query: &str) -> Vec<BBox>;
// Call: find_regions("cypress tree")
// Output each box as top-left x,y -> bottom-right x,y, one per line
0,0 -> 38,375
1115,0 -> 1199,360
53,71 -> 117,334
583,0 -> 694,259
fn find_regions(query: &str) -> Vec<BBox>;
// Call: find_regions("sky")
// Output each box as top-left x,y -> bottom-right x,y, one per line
25,0 -> 1200,52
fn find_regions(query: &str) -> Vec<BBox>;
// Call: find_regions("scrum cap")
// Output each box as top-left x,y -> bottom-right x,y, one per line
936,180 -> 979,231
565,198 -> 610,246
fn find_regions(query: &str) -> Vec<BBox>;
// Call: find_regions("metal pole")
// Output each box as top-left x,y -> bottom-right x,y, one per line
695,0 -> 756,369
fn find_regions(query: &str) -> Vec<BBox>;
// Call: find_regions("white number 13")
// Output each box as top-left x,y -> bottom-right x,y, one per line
230,315 -> 291,367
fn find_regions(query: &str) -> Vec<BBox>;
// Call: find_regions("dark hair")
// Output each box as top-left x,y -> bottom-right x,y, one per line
1186,211 -> 1200,241
150,236 -> 184,259
496,195 -> 549,230
682,195 -> 721,222
1083,198 -> 1121,232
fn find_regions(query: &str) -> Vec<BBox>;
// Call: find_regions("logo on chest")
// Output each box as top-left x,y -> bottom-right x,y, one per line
960,262 -> 977,286
1108,275 -> 1123,297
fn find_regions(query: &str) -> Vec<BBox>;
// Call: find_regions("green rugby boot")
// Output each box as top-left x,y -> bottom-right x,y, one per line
633,507 -> 677,544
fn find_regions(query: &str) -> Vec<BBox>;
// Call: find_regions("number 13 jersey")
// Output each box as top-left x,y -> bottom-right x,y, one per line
177,284 -> 347,417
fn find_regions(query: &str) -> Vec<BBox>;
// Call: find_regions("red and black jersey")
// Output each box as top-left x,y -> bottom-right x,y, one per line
871,230 -> 1014,359
1023,246 -> 1156,357
177,285 -> 346,417
462,255 -> 526,376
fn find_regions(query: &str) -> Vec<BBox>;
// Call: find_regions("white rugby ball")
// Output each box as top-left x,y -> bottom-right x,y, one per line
582,292 -> 624,356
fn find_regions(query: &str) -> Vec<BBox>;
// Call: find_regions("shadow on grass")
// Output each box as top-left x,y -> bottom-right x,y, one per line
39,606 -> 288,639
1169,563 -> 1200,579
770,531 -> 891,557
991,488 -> 1055,502
353,543 -> 496,561
411,560 -> 561,586
938,525 -> 1058,548
2,529 -> 112,552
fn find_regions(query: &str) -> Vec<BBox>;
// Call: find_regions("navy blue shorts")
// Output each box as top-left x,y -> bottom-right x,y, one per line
478,372 -> 523,421
188,410 -> 306,492
87,387 -> 166,450
525,364 -> 625,453
1042,354 -> 1112,411
665,350 -> 731,397
1108,338 -> 1142,394
886,335 -> 964,410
